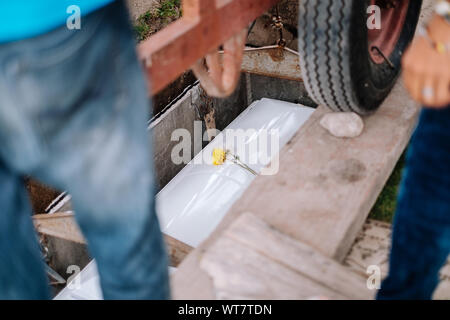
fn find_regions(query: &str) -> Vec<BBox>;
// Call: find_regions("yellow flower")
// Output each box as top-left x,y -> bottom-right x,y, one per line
212,148 -> 226,166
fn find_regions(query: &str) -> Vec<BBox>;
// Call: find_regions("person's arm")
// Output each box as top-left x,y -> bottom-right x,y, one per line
402,0 -> 450,108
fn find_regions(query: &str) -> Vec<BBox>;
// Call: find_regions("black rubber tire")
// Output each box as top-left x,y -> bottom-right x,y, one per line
298,0 -> 422,114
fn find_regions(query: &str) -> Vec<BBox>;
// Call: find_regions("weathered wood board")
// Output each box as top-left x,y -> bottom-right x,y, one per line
33,212 -> 193,267
199,213 -> 373,299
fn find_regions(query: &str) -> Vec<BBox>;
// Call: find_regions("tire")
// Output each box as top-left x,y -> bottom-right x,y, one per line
298,0 -> 422,114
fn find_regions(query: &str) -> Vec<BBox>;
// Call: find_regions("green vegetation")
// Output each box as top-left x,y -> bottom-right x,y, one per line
133,0 -> 181,42
134,11 -> 152,41
368,152 -> 406,223
157,0 -> 181,19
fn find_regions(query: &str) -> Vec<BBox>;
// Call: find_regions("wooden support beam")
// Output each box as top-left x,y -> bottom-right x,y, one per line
138,0 -> 281,95
197,213 -> 373,299
183,0 -> 215,19
33,213 -> 193,267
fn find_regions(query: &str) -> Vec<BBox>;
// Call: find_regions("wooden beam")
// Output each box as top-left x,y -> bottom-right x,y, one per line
198,213 -> 373,299
183,0 -> 215,19
33,213 -> 193,267
138,0 -> 281,95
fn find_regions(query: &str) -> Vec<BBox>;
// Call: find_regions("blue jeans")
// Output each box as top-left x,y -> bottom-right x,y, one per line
0,1 -> 169,299
377,105 -> 450,300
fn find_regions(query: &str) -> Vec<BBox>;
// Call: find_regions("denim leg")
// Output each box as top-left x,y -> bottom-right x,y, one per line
31,2 -> 169,299
34,73 -> 171,299
378,106 -> 450,300
0,159 -> 50,299
0,1 -> 169,299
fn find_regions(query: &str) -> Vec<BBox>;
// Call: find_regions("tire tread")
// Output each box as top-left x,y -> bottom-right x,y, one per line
298,0 -> 361,113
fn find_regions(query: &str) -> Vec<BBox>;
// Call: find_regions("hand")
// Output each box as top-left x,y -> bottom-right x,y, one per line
402,15 -> 450,108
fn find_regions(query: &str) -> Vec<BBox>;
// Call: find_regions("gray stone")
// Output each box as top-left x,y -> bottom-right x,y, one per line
319,112 -> 364,138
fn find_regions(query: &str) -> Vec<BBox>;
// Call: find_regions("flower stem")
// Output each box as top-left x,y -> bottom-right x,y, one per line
228,153 -> 258,176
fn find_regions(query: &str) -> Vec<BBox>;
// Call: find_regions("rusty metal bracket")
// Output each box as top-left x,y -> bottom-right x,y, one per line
221,45 -> 303,81
271,4 -> 285,47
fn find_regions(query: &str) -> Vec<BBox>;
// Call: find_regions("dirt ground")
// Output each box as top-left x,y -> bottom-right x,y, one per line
126,0 -> 159,21
26,178 -> 61,214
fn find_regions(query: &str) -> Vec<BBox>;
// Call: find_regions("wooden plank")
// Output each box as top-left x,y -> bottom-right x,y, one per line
202,236 -> 347,300
33,213 -> 84,243
33,213 -> 193,267
172,80 -> 420,299
206,213 -> 373,299
199,213 -> 373,299
165,233 -> 195,267
182,0 -> 215,19
138,0 -> 281,95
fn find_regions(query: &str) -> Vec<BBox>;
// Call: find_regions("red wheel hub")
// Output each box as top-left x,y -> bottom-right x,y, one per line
368,0 -> 410,64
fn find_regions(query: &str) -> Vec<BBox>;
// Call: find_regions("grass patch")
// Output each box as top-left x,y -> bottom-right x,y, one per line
134,0 -> 181,42
157,0 -> 181,19
134,11 -> 152,41
368,152 -> 406,223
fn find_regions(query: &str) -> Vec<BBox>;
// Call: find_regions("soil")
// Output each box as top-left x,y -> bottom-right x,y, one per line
126,0 -> 159,21
25,178 -> 61,214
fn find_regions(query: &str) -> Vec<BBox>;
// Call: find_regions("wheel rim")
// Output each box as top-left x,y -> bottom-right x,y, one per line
368,0 -> 410,64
